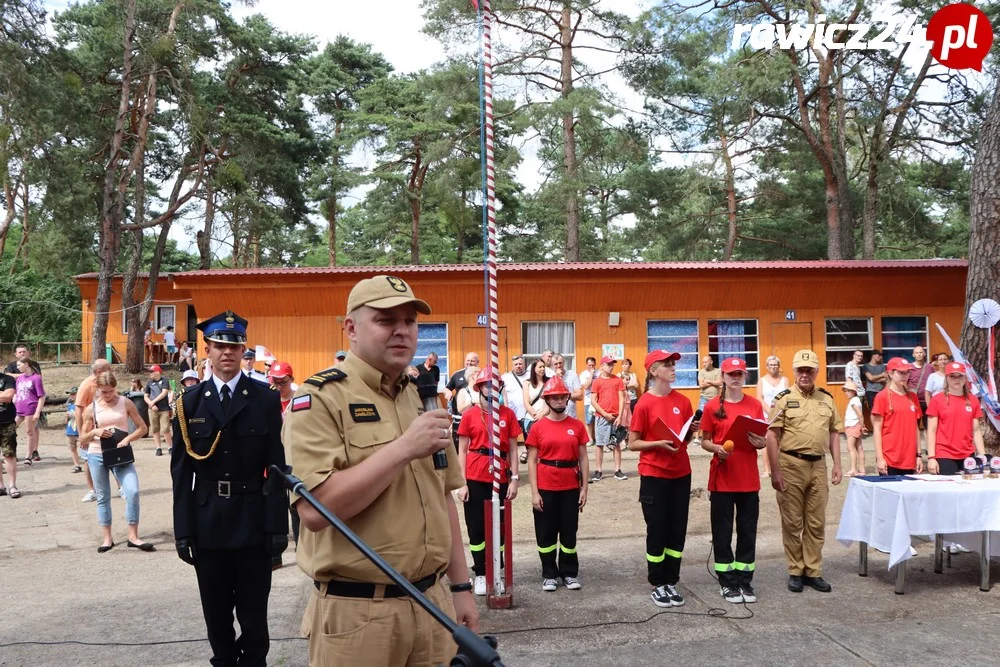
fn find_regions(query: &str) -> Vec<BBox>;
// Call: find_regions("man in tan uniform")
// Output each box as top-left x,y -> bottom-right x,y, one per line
282,275 -> 478,666
766,349 -> 843,594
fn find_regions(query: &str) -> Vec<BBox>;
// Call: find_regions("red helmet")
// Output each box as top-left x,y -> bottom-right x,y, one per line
542,376 -> 570,397
473,368 -> 496,391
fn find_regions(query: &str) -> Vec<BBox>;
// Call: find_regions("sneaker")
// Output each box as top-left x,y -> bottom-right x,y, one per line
473,575 -> 487,596
81,490 -> 96,502
614,470 -> 628,481
563,576 -> 581,590
588,471 -> 600,484
740,583 -> 757,603
593,470 -> 603,482
721,586 -> 744,603
167,447 -> 173,455
155,448 -> 163,457
664,584 -> 685,606
542,578 -> 558,592
650,585 -> 683,607
23,457 -> 31,466
31,451 -> 40,462
519,452 -> 528,465
948,544 -> 971,554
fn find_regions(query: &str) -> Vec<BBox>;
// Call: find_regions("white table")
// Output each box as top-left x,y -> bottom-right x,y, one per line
836,475 -> 1000,594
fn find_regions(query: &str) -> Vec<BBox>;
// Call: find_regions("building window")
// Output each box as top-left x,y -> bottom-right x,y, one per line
521,321 -> 575,371
647,320 -> 699,388
881,316 -> 928,362
154,305 -> 175,334
415,323 -> 448,391
708,319 -> 759,384
122,308 -> 129,334
825,318 -> 873,384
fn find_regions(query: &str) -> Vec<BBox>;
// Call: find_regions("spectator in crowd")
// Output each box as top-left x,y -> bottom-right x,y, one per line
620,358 -> 640,413
927,361 -> 986,476
0,368 -> 19,498
629,350 -> 695,608
579,356 -> 597,445
143,322 -> 154,364
5,344 -> 40,375
540,349 -> 555,376
447,352 -> 480,446
844,350 -> 866,409
415,352 -> 442,413
164,325 -> 177,364
551,354 -> 583,419
862,350 -> 887,406
76,359 -> 111,502
456,364 -> 481,416
842,382 -> 867,476
698,356 -> 722,412
755,355 -> 787,477
526,376 -> 589,592
501,355 -> 531,463
699,357 -> 767,605
268,360 -> 300,551
241,349 -> 268,383
872,358 -> 923,476
129,378 -> 143,392
180,369 -> 200,392
908,346 -> 932,431
333,350 -> 347,365
924,352 -> 951,406
591,356 -> 627,482
178,341 -> 194,372
200,356 -> 214,382
66,387 -> 83,474
456,369 -> 521,596
80,371 -> 153,552
14,359 -> 45,466
144,365 -> 172,457
522,359 -> 549,438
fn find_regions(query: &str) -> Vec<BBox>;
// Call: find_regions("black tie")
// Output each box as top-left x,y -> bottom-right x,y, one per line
221,384 -> 231,414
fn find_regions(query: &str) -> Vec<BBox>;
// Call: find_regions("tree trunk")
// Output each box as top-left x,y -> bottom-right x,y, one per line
198,180 -> 214,270
9,182 -> 30,273
456,186 -> 466,263
560,2 -> 580,261
719,127 -> 738,260
961,76 -> 1000,451
861,132 -> 882,259
327,195 -> 337,266
123,152 -> 146,374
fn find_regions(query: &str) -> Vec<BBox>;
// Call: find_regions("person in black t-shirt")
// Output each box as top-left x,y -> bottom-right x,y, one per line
0,372 -> 20,497
4,345 -> 40,376
415,352 -> 442,413
446,352 -> 480,448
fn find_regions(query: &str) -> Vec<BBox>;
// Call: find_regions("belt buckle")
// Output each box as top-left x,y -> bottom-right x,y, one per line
218,480 -> 231,498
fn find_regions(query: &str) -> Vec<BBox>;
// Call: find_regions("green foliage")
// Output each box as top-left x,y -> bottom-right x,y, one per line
0,262 -> 81,342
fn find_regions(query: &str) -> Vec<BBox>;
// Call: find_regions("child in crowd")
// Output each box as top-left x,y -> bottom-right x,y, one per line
872,358 -> 923,475
628,350 -> 695,608
66,387 -> 83,474
842,382 -> 867,476
699,357 -> 766,604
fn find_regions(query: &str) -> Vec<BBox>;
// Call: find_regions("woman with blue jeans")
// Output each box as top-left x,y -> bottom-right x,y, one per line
80,371 -> 154,553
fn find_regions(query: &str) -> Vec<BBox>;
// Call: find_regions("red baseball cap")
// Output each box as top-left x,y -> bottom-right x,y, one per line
600,355 -> 618,365
721,357 -> 747,374
148,365 -> 162,373
269,361 -> 293,378
945,361 -> 967,375
644,350 -> 680,371
886,357 -> 913,372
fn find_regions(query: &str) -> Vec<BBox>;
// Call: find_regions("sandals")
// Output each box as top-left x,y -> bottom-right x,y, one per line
71,466 -> 83,473
22,457 -> 31,466
9,486 -> 21,499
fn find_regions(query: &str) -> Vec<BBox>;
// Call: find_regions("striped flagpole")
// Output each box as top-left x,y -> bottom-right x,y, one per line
477,0 -> 504,603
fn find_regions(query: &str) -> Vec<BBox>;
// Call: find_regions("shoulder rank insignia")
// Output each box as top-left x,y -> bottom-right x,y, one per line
818,387 -> 833,397
773,389 -> 791,401
305,367 -> 348,387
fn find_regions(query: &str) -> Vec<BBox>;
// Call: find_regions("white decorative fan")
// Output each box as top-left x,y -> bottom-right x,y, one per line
969,299 -> 1000,329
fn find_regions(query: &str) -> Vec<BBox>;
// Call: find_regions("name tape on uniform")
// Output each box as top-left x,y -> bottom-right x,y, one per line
350,403 -> 380,422
291,395 -> 312,412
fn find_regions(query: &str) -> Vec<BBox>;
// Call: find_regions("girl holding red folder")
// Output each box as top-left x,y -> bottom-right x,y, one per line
628,350 -> 695,608
699,357 -> 766,604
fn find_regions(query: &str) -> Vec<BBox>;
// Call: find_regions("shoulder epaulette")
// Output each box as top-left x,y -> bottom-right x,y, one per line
269,384 -> 278,391
305,367 -> 348,387
818,387 -> 833,397
774,389 -> 791,401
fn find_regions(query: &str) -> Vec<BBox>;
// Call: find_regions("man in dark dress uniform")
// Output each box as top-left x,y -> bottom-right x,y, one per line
171,311 -> 289,667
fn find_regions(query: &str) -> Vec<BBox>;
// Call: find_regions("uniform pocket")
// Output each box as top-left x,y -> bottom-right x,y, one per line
346,423 -> 398,449
312,597 -> 392,667
188,422 -> 214,439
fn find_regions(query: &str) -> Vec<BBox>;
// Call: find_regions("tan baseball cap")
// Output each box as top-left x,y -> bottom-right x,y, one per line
346,275 -> 431,315
792,349 -> 820,369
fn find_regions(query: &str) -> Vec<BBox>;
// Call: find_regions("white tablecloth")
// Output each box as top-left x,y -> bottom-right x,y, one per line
836,476 -> 1000,568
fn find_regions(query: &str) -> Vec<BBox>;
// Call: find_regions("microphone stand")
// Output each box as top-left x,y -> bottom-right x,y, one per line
268,465 -> 505,667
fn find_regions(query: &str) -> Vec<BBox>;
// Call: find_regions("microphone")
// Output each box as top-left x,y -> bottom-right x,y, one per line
693,409 -> 703,422
264,464 -> 293,496
723,440 -> 735,453
434,424 -> 451,470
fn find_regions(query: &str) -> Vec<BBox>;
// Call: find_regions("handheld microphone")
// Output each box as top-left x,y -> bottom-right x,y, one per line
433,449 -> 449,470
722,440 -> 735,453
694,409 -> 703,422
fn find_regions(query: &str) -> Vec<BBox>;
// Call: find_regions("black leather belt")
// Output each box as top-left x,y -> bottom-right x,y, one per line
471,447 -> 500,456
539,458 -> 578,468
194,478 -> 262,498
314,571 -> 440,598
781,450 -> 823,462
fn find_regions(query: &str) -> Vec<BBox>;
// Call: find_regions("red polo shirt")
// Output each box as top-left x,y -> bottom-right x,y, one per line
526,415 -> 588,491
927,392 -> 982,460
458,405 -> 521,483
872,389 -> 923,469
630,390 -> 694,479
699,395 -> 766,492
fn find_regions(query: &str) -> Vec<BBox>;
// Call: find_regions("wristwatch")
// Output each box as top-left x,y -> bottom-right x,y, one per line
510,474 -> 520,481
449,581 -> 473,593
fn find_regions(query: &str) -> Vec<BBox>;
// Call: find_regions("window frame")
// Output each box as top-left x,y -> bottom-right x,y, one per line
880,315 -> 929,362
521,320 -> 576,372
707,318 -> 760,384
154,305 -> 176,334
646,319 -> 699,389
824,317 -> 873,385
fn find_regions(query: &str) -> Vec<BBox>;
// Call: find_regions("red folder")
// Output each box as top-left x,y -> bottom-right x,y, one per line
649,415 -> 694,445
721,415 -> 771,448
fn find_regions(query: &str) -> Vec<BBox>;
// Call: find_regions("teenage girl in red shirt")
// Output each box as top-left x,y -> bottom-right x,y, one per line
926,361 -> 986,475
699,357 -> 766,604
628,350 -> 695,608
526,376 -> 590,592
872,357 -> 924,475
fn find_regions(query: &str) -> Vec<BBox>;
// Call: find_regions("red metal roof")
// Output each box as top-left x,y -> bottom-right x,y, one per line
74,258 -> 967,281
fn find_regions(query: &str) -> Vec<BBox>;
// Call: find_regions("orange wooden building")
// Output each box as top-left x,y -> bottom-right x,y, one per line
76,259 -> 968,417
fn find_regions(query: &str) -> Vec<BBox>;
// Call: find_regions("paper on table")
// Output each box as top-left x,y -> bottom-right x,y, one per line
649,414 -> 695,445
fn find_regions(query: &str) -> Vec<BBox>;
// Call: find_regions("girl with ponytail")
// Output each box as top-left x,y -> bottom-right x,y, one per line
926,361 -> 986,475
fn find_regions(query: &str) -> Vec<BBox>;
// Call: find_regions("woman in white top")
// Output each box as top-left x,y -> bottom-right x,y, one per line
178,341 -> 194,372
755,356 -> 787,477
924,353 -> 949,407
521,359 -> 549,437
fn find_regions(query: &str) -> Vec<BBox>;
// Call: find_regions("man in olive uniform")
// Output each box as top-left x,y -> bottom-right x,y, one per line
283,275 -> 479,667
171,311 -> 289,667
765,349 -> 843,594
